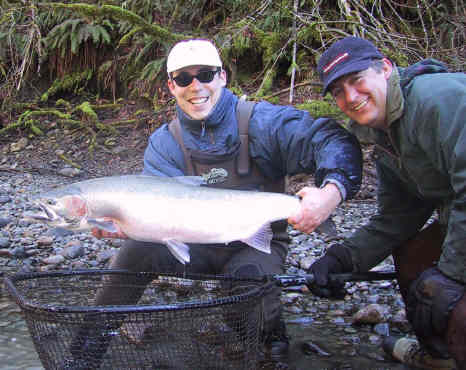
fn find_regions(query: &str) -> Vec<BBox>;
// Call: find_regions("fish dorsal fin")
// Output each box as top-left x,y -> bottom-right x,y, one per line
87,218 -> 119,233
171,176 -> 206,186
163,238 -> 191,264
241,223 -> 273,254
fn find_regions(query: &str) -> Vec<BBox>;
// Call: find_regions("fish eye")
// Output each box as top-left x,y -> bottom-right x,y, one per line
46,199 -> 56,205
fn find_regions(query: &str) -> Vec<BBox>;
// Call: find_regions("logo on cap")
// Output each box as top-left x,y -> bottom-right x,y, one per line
323,53 -> 349,74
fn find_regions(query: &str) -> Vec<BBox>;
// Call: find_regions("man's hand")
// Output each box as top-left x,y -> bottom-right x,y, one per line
308,244 -> 353,298
288,183 -> 341,234
406,267 -> 464,341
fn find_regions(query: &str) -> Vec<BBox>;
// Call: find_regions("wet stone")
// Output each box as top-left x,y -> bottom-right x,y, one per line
97,249 -> 115,264
11,247 -> 28,259
0,196 -> 11,204
0,217 -> 12,228
36,236 -> 54,246
0,237 -> 10,248
61,242 -> 85,259
0,249 -> 12,257
42,254 -> 65,265
352,304 -> 389,325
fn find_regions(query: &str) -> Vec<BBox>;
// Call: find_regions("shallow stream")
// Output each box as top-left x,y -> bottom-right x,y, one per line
1,281 -> 405,370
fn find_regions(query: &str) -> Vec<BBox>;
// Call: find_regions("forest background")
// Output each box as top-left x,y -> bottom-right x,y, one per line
0,0 -> 464,158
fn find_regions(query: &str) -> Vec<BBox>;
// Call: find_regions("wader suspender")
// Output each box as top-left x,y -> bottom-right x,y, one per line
168,99 -> 256,176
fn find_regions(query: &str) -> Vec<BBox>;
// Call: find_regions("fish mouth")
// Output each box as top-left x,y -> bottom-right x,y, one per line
25,201 -> 83,230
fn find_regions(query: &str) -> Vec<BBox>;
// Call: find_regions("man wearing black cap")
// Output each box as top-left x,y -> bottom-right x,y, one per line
310,36 -> 466,369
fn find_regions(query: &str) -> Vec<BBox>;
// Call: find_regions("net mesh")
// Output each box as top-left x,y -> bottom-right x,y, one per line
5,269 -> 269,370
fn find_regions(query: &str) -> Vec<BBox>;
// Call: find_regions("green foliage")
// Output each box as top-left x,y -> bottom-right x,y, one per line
139,58 -> 165,82
74,101 -> 98,122
0,109 -> 71,136
0,0 -> 463,113
41,70 -> 93,102
43,19 -> 112,56
297,98 -> 347,122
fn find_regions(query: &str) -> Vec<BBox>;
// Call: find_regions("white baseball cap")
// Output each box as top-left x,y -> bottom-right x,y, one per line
166,39 -> 222,73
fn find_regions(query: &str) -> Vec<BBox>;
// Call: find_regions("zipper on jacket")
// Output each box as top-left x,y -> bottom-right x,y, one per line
201,121 -> 206,137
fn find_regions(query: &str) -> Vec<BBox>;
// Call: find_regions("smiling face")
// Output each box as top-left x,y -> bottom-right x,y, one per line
167,65 -> 227,121
329,58 -> 393,130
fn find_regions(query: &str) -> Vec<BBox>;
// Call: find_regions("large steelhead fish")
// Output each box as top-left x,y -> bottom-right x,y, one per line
27,175 -> 301,264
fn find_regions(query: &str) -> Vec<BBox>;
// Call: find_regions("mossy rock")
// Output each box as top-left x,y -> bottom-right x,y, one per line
297,99 -> 346,121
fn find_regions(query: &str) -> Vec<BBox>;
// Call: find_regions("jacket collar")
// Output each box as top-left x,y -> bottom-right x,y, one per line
385,67 -> 404,128
176,88 -> 231,133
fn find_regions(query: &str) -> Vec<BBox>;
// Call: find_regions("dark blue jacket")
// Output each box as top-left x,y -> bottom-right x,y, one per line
143,88 -> 362,199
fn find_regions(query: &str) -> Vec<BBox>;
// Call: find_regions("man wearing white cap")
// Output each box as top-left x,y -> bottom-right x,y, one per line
70,39 -> 363,367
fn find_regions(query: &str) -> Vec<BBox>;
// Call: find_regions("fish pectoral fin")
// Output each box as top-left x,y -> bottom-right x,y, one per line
163,239 -> 191,264
241,223 -> 273,254
87,218 -> 119,233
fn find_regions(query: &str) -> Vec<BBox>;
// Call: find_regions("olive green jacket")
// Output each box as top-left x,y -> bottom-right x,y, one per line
345,59 -> 466,283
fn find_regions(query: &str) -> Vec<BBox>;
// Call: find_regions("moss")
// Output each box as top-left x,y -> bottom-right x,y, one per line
296,98 -> 347,121
74,101 -> 98,122
55,99 -> 71,110
41,70 -> 93,102
0,108 -> 72,135
91,103 -> 122,110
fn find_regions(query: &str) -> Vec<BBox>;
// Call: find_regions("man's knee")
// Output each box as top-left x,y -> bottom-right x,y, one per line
109,240 -> 167,271
232,263 -> 262,278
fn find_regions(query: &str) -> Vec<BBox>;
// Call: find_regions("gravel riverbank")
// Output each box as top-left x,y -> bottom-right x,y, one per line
0,134 -> 410,369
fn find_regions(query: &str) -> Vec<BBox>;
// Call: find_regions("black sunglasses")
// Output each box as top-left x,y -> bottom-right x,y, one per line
171,68 -> 221,87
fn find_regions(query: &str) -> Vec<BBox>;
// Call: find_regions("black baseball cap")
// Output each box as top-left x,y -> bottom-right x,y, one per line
317,37 -> 383,95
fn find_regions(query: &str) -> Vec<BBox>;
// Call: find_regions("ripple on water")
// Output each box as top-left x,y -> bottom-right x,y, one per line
0,294 -> 43,369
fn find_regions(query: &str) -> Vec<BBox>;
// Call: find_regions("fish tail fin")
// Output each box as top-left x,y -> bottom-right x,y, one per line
241,223 -> 273,254
164,239 -> 191,264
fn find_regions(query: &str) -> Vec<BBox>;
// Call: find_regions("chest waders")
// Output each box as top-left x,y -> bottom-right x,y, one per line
169,99 -> 290,337
168,98 -> 288,242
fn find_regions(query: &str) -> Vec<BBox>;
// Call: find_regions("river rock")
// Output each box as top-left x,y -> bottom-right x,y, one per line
61,240 -> 85,259
58,167 -> 81,177
37,236 -> 54,246
0,249 -> 12,257
352,303 -> 389,324
42,255 -> 65,265
0,237 -> 10,248
10,138 -> 28,152
97,249 -> 115,264
299,256 -> 316,270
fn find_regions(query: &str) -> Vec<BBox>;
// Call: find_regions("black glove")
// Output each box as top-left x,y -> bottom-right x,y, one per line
406,267 -> 464,352
308,244 -> 353,298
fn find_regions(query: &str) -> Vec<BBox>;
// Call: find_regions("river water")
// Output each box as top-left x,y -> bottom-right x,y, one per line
1,277 -> 405,370
0,292 -> 42,369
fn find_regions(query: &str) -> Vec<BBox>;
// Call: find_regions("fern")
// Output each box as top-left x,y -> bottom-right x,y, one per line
44,18 -> 113,56
139,58 -> 164,81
